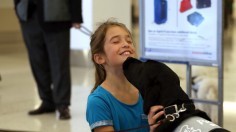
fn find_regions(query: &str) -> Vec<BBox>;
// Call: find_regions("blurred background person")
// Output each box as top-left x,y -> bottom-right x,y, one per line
13,0 -> 83,120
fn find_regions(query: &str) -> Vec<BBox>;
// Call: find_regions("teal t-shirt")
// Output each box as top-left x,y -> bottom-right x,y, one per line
86,86 -> 149,131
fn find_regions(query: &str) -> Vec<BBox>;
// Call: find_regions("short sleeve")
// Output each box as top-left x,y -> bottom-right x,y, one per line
86,94 -> 113,130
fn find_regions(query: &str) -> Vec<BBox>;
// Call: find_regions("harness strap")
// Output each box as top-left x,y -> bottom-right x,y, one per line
109,103 -> 195,132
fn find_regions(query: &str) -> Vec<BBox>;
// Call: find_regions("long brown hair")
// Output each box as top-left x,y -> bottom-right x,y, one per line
90,19 -> 133,93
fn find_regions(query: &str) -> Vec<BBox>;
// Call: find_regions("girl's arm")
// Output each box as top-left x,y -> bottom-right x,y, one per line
94,126 -> 114,132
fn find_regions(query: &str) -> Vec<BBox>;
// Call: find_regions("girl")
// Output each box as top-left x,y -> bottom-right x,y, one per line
86,19 -> 164,132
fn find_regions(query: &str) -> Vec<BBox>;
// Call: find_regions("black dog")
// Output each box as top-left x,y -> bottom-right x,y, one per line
123,57 -> 228,132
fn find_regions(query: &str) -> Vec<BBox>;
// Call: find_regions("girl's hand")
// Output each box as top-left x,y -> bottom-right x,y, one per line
148,105 -> 164,132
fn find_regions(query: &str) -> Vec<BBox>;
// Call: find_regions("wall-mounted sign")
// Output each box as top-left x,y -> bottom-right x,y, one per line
139,0 -> 222,66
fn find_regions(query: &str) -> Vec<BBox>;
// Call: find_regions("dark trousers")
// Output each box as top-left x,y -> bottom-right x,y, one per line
19,13 -> 71,108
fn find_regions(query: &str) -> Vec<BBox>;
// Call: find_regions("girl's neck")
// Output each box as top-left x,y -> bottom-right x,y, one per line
103,77 -> 131,91
102,68 -> 138,93
101,77 -> 139,105
102,69 -> 136,91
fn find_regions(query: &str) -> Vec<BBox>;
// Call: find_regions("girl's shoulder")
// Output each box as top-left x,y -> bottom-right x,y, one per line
89,86 -> 109,97
88,86 -> 111,103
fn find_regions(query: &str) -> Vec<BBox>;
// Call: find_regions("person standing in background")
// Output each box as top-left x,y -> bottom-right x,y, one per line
13,0 -> 83,120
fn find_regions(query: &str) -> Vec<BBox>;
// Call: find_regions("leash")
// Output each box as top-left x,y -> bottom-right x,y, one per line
79,25 -> 92,36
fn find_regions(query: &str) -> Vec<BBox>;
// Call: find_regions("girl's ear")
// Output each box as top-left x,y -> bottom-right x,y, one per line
94,53 -> 105,64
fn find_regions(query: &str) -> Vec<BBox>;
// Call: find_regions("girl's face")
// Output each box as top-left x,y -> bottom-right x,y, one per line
102,26 -> 136,68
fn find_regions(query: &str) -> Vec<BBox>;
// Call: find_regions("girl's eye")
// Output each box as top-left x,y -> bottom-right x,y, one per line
113,41 -> 119,44
127,40 -> 132,44
126,39 -> 133,44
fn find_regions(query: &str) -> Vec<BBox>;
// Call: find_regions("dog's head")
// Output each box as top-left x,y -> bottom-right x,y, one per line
123,57 -> 211,131
123,57 -> 146,92
123,57 -> 193,114
123,57 -> 143,85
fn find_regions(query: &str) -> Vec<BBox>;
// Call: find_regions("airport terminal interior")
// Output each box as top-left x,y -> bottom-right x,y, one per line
1,0 -> 236,132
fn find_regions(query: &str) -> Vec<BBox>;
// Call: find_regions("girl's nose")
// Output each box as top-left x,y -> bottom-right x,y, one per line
122,41 -> 130,48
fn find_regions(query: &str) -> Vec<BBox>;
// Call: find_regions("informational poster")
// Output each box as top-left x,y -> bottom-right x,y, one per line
139,0 -> 222,66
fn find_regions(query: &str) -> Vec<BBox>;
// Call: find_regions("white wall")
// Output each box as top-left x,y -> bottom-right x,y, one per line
0,0 -> 22,44
70,0 -> 132,50
0,0 -> 13,8
70,0 -> 93,50
0,0 -> 20,32
93,0 -> 131,31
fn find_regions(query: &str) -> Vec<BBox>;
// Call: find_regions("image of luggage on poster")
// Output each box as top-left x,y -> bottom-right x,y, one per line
154,0 -> 167,24
179,0 -> 193,13
187,12 -> 204,27
196,0 -> 211,9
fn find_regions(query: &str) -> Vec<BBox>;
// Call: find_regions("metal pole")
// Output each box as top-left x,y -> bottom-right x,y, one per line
186,63 -> 191,97
217,0 -> 224,127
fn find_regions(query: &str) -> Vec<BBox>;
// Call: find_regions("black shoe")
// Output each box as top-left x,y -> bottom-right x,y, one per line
58,106 -> 71,120
28,104 -> 55,115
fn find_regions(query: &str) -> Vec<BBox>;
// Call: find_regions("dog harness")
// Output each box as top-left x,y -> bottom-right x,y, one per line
164,103 -> 195,122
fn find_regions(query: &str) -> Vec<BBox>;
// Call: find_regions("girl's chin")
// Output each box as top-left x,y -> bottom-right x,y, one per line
122,56 -> 135,62
123,56 -> 133,60
125,54 -> 136,58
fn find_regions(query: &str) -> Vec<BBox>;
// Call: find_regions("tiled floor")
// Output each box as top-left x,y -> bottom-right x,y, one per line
1,21 -> 236,132
0,41 -> 93,132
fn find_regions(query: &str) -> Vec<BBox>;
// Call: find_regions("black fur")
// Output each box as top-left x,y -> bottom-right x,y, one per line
123,57 -> 211,131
